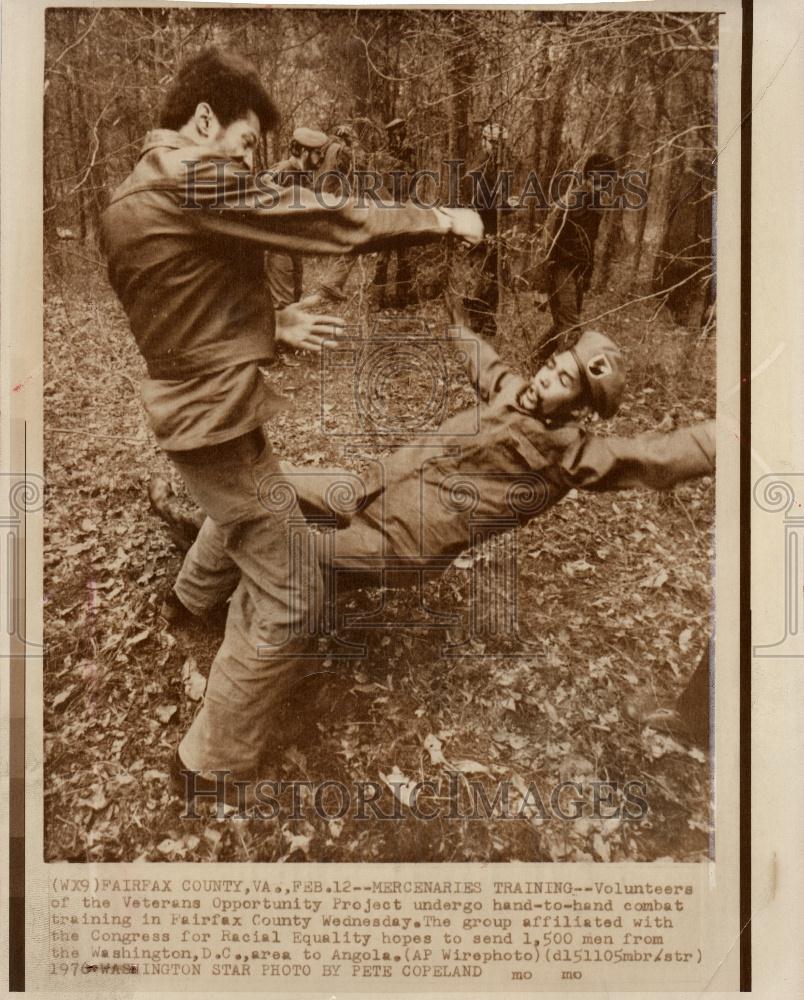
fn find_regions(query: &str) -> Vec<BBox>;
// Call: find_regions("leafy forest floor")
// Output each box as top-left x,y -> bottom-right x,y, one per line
43,252 -> 715,864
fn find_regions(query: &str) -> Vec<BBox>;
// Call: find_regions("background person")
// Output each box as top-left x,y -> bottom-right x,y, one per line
266,126 -> 330,308
372,117 -> 418,308
538,152 -> 616,361
305,123 -> 367,306
462,122 -> 515,339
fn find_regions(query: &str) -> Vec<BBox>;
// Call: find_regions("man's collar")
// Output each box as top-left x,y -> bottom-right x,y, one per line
140,129 -> 196,156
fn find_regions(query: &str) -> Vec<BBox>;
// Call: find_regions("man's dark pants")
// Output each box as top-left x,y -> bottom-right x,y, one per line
373,247 -> 414,307
539,262 -> 584,360
463,241 -> 499,337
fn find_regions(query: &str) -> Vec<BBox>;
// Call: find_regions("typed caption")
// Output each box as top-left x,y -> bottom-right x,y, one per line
46,873 -> 704,991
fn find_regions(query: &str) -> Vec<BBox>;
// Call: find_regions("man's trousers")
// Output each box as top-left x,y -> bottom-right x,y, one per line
372,247 -> 414,307
463,241 -> 500,338
539,263 -> 584,360
168,430 -> 322,779
318,254 -> 357,301
266,251 -> 303,308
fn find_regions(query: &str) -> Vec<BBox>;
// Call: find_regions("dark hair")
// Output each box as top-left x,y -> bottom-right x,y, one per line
583,152 -> 616,177
159,47 -> 279,133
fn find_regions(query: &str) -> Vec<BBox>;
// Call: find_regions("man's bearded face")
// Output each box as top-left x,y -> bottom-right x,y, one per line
520,350 -> 582,418
211,109 -> 261,170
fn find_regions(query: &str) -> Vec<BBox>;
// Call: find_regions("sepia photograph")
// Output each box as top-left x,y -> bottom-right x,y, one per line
41,6 -> 719,868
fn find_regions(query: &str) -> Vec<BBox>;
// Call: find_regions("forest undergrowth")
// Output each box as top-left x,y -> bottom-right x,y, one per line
43,254 -> 715,864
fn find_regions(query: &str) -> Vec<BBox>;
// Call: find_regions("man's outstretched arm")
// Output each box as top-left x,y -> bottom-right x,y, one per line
186,160 -> 483,255
559,420 -> 716,492
445,297 -> 525,402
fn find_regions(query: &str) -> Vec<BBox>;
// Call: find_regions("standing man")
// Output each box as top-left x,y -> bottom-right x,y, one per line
266,126 -> 329,308
317,122 -> 363,194
305,123 -> 366,305
270,125 -> 329,180
539,152 -> 616,361
100,48 -> 482,787
372,117 -> 418,308
463,123 -> 513,338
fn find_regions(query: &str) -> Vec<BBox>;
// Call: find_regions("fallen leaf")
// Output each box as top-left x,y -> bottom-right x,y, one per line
592,833 -> 611,862
155,704 -> 177,724
643,729 -> 687,759
493,731 -> 529,751
559,755 -> 595,781
424,734 -> 448,766
562,559 -> 594,579
541,701 -> 559,725
52,686 -> 75,709
204,827 -> 222,848
181,658 -> 206,702
380,766 -> 418,807
452,759 -> 491,775
283,831 -> 312,855
78,787 -> 108,812
642,567 -> 669,589
65,540 -> 93,557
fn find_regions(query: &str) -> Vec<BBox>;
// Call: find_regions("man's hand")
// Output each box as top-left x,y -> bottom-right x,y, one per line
275,302 -> 346,354
438,207 -> 484,245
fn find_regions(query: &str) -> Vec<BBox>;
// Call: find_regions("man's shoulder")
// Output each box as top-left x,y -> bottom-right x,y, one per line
109,146 -> 251,203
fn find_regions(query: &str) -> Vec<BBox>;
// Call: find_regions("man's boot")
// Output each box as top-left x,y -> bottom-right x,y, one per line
148,475 -> 203,551
158,585 -> 199,628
